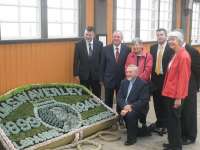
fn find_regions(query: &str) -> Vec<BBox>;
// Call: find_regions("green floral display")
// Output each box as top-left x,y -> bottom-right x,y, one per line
0,84 -> 117,150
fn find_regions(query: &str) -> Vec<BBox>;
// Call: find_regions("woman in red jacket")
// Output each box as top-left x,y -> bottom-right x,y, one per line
162,31 -> 191,150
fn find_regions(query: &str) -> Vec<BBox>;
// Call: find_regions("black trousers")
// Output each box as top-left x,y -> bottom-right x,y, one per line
152,89 -> 169,128
80,79 -> 101,98
181,91 -> 197,141
167,98 -> 182,150
124,111 -> 139,141
104,86 -> 119,108
139,103 -> 149,125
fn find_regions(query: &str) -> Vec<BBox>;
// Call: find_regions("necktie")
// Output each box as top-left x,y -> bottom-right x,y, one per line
155,46 -> 164,75
88,43 -> 92,56
115,47 -> 119,63
125,81 -> 133,104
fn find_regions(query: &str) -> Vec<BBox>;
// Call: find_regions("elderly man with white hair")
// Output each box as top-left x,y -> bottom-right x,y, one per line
117,64 -> 149,145
161,30 -> 191,150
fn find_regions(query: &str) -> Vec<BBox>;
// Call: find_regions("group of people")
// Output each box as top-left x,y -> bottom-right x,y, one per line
73,26 -> 200,150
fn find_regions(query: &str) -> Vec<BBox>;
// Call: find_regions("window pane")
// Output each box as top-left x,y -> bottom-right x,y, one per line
123,31 -> 132,42
117,8 -> 124,19
48,0 -> 60,8
47,0 -> 79,38
117,0 -> 125,8
20,23 -> 39,38
191,2 -> 200,44
1,23 -> 19,39
62,9 -> 76,23
140,0 -> 158,41
48,23 -> 61,37
116,20 -> 124,30
0,0 -> 41,39
19,0 -> 38,6
63,23 -> 77,37
124,0 -> 132,8
116,0 -> 136,42
0,0 -> 18,5
139,0 -> 172,41
48,9 -> 61,22
124,9 -> 132,19
159,0 -> 172,30
124,20 -> 132,30
20,7 -> 37,22
0,6 -> 18,22
62,0 -> 77,9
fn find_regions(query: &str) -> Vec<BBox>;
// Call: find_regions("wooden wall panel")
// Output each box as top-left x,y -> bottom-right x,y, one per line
0,41 -> 76,95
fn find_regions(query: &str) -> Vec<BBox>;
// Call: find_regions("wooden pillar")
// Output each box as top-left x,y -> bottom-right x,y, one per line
106,0 -> 113,44
176,0 -> 182,28
86,0 -> 94,26
182,0 -> 193,43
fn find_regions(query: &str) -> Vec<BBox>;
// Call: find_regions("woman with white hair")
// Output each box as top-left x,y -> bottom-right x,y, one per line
161,30 -> 191,150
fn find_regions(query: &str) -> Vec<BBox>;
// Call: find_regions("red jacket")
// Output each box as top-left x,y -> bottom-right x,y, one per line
125,49 -> 153,81
162,48 -> 191,100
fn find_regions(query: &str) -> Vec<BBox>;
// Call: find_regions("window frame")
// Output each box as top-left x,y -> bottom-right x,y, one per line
0,0 -> 83,42
191,0 -> 200,45
0,0 -> 41,40
114,0 -> 175,43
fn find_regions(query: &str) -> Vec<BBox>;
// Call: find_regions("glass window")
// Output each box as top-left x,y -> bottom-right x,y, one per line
47,0 -> 78,38
0,0 -> 40,40
116,0 -> 136,42
116,0 -> 173,42
191,2 -> 200,44
140,0 -> 172,41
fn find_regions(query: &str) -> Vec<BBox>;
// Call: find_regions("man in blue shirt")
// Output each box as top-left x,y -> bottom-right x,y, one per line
117,64 -> 149,145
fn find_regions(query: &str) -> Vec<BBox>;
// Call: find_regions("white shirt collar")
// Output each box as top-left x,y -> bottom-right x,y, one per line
113,44 -> 121,51
182,42 -> 186,48
158,41 -> 167,49
86,39 -> 93,45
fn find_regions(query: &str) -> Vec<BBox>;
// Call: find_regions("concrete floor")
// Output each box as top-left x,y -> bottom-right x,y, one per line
90,92 -> 200,150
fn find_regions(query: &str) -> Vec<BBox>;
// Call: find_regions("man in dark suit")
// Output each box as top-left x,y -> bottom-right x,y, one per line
73,26 -> 103,97
149,28 -> 174,135
117,64 -> 149,145
101,31 -> 130,108
181,43 -> 200,145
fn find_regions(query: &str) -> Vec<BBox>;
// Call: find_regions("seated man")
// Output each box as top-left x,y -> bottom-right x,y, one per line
117,64 -> 149,145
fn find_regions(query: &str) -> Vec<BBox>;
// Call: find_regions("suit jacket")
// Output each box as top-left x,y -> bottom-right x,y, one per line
162,48 -> 191,99
150,43 -> 174,90
117,78 -> 149,114
185,44 -> 200,93
73,39 -> 103,80
101,44 -> 130,88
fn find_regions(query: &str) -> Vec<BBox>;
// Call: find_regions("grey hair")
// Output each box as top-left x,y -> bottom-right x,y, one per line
132,37 -> 143,45
168,30 -> 184,44
113,30 -> 123,39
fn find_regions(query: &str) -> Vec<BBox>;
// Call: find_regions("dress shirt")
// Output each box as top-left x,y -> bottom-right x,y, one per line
156,42 -> 167,74
125,78 -> 136,104
86,40 -> 93,55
